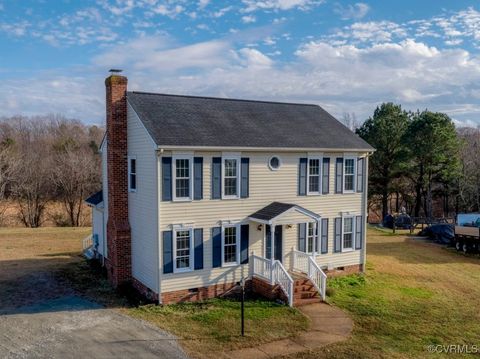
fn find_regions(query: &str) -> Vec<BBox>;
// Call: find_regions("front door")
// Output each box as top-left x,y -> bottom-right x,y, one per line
265,225 -> 282,262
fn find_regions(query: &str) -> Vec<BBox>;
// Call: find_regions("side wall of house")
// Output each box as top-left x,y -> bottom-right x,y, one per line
127,103 -> 159,292
158,151 -> 367,295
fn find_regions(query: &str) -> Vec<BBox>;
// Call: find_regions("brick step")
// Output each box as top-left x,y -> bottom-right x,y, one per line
294,285 -> 315,292
294,292 -> 320,300
293,297 -> 322,306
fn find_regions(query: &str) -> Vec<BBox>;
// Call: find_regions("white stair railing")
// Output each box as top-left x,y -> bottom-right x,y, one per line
82,234 -> 93,251
292,250 -> 327,301
251,254 -> 273,282
251,254 -> 294,306
272,260 -> 294,307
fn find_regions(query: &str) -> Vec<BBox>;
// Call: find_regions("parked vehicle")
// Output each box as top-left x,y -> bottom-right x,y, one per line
454,213 -> 480,253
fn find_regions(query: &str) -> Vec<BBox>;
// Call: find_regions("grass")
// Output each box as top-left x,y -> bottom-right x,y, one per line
125,298 -> 309,355
286,227 -> 480,359
3,226 -> 480,358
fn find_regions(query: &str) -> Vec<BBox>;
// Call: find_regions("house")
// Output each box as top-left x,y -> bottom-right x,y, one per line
85,73 -> 374,306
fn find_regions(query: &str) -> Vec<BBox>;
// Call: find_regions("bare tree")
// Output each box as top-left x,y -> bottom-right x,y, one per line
53,147 -> 100,226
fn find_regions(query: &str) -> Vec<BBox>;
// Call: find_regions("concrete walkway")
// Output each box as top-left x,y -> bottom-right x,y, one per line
223,303 -> 353,359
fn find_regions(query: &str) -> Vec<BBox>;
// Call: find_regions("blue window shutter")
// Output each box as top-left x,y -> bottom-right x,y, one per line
212,227 -> 222,267
194,228 -> 204,270
355,216 -> 363,250
298,158 -> 307,196
321,218 -> 328,254
163,231 -> 173,274
240,158 -> 249,198
162,157 -> 172,201
356,158 -> 364,193
335,158 -> 343,194
211,157 -> 221,199
298,223 -> 306,252
240,224 -> 249,264
334,218 -> 342,253
194,157 -> 203,200
322,158 -> 330,194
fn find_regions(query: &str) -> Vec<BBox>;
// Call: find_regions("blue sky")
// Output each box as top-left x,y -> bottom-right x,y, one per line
1,0 -> 480,127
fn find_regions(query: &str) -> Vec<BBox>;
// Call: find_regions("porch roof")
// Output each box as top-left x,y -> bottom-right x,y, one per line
248,202 -> 320,224
85,190 -> 103,207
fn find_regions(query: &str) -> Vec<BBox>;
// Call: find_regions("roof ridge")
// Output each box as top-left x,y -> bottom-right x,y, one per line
127,91 -> 319,107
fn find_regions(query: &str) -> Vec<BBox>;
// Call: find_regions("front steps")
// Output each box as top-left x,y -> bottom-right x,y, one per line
291,273 -> 322,307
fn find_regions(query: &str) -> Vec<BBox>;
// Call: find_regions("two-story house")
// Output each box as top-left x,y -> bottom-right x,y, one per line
85,73 -> 373,306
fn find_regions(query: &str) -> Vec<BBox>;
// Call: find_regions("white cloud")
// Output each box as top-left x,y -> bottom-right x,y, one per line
242,0 -> 323,12
198,0 -> 210,9
212,6 -> 233,18
242,15 -> 256,24
334,2 -> 370,20
237,48 -> 273,68
0,21 -> 30,37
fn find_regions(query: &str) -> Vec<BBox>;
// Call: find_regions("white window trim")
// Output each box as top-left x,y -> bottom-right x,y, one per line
268,156 -> 282,171
341,215 -> 355,252
221,223 -> 240,267
172,155 -> 194,202
343,156 -> 356,194
307,157 -> 322,195
221,155 -> 241,200
128,156 -> 137,193
305,220 -> 322,255
173,226 -> 194,273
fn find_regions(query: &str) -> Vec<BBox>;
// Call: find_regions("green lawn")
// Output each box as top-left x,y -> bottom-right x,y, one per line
125,298 -> 309,355
288,227 -> 480,359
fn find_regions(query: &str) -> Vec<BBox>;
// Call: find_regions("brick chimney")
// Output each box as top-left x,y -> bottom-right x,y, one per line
105,73 -> 131,287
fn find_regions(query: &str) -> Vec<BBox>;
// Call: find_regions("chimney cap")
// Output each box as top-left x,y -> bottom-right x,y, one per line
109,68 -> 123,74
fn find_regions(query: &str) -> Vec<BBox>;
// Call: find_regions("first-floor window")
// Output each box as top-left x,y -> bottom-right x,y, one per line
307,222 -> 317,253
223,226 -> 238,264
344,158 -> 355,192
308,158 -> 320,194
175,229 -> 192,271
174,158 -> 191,200
343,217 -> 354,250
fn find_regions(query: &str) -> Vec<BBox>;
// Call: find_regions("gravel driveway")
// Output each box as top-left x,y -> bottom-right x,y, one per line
0,295 -> 187,359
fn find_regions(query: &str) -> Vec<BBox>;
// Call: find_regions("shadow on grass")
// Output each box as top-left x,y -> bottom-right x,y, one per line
0,256 -> 146,315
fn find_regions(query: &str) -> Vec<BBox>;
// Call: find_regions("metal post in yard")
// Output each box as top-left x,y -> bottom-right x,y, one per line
240,278 -> 245,337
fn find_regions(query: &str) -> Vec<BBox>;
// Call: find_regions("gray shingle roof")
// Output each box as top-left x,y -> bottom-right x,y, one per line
85,190 -> 103,206
250,202 -> 297,221
127,92 -> 373,151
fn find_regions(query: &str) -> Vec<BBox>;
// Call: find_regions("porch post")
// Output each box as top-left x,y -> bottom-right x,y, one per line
270,223 -> 275,285
312,221 -> 317,256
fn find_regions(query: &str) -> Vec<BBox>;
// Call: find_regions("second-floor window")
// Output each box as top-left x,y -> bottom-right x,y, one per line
308,158 -> 321,194
222,157 -> 239,199
344,158 -> 355,192
173,156 -> 192,201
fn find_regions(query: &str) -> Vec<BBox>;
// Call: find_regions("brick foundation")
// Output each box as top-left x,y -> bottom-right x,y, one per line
251,277 -> 288,303
325,264 -> 363,277
132,277 -> 158,302
161,282 -> 243,304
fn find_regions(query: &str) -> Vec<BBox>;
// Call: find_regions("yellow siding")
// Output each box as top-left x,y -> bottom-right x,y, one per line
159,151 -> 367,293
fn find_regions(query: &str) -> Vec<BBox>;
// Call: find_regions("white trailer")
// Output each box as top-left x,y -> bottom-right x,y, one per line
454,213 -> 480,253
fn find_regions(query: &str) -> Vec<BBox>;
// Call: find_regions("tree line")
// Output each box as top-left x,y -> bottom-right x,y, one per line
0,115 -> 102,227
355,103 -> 478,220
